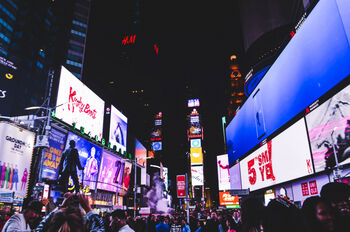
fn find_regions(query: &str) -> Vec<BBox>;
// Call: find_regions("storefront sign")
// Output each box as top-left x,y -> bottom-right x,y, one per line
219,191 -> 239,206
177,175 -> 186,198
240,119 -> 314,191
301,182 -> 309,196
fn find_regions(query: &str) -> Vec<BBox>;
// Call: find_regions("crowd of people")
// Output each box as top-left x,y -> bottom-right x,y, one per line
0,182 -> 349,232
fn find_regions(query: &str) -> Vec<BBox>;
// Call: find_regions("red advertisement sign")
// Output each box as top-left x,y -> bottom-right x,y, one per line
301,182 -> 309,196
176,175 -> 186,198
219,192 -> 239,206
309,180 -> 318,195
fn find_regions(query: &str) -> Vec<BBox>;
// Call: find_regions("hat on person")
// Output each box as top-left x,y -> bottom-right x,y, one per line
26,200 -> 43,214
111,209 -> 126,220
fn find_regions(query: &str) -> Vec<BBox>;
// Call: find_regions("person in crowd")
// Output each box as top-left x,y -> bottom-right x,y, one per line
169,217 -> 182,232
320,182 -> 350,218
240,197 -> 264,232
203,211 -> 223,232
232,210 -> 241,231
110,209 -> 135,232
45,197 -> 56,215
194,220 -> 204,232
134,217 -> 147,232
263,197 -> 304,232
1,200 -> 43,232
146,214 -> 157,232
36,192 -> 104,232
103,212 -> 112,232
155,216 -> 170,232
226,217 -> 237,232
301,196 -> 340,232
181,218 -> 191,232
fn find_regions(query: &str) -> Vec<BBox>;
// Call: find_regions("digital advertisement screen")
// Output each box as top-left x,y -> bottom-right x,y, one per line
152,141 -> 162,151
188,99 -> 200,108
217,154 -> 231,191
135,139 -> 147,166
240,119 -> 314,191
55,66 -> 105,140
219,191 -> 239,206
229,162 -> 242,190
190,139 -> 201,148
226,0 -> 350,165
0,122 -> 35,198
162,167 -> 168,191
191,166 -> 204,186
64,132 -> 102,190
109,105 -> 128,154
119,161 -> 133,196
97,150 -> 125,192
41,128 -> 67,180
306,83 -> 350,172
0,56 -> 18,116
190,147 -> 203,165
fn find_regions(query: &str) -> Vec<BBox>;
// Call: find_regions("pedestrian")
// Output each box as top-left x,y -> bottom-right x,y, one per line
155,216 -> 170,232
181,218 -> 191,232
1,200 -> 43,232
169,217 -> 182,232
45,197 -> 55,215
240,198 -> 264,232
110,209 -> 135,232
226,217 -> 237,232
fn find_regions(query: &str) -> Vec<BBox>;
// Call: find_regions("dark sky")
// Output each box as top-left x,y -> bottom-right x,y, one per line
84,0 -> 244,201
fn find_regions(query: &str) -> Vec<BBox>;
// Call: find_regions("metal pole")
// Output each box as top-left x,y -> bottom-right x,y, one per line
134,158 -> 137,218
330,130 -> 341,179
185,173 -> 189,224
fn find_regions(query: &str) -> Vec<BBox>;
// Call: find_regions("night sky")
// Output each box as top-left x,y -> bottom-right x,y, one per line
83,0 -> 244,201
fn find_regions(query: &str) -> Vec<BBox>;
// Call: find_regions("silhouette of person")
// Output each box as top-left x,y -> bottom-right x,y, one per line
21,168 -> 28,191
12,165 -> 18,190
58,140 -> 84,193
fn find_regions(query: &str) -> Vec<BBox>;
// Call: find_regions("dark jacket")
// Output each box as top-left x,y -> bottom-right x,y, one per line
58,147 -> 83,174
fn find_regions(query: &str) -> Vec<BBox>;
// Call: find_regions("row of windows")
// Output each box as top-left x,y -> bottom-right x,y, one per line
74,14 -> 88,24
0,17 -> 13,31
71,24 -> 86,34
44,18 -> 51,26
6,0 -> 17,10
0,32 -> 10,43
0,3 -> 15,21
71,29 -> 85,38
70,34 -> 85,44
66,59 -> 82,68
72,20 -> 87,28
67,52 -> 82,63
69,43 -> 84,53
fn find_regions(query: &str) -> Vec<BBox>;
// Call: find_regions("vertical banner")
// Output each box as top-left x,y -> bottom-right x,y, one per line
119,161 -> 132,196
0,122 -> 35,198
191,166 -> 204,186
41,128 -> 67,180
217,154 -> 231,190
177,175 -> 186,198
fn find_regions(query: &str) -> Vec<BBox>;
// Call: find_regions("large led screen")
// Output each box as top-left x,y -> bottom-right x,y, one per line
109,105 -> 127,154
229,162 -> 242,190
226,0 -> 350,165
119,161 -> 133,196
97,150 -> 125,192
55,66 -> 105,140
306,83 -> 350,173
0,122 -> 35,198
190,147 -> 203,165
217,154 -> 231,191
240,119 -> 314,191
191,166 -> 204,186
135,139 -> 147,167
64,132 -> 102,190
41,128 -> 67,180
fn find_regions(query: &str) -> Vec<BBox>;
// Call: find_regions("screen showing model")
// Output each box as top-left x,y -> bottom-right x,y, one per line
109,105 -> 128,154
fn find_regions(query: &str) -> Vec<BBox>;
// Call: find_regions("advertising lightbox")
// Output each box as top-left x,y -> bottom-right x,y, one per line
217,154 -> 231,191
191,166 -> 204,186
229,162 -> 242,190
135,139 -> 147,167
65,132 -> 102,190
219,191 -> 239,206
162,167 -> 168,191
109,105 -> 127,154
306,83 -> 350,173
55,66 -> 105,140
119,161 -> 132,196
97,150 -> 125,192
240,119 -> 314,191
188,99 -> 200,108
176,175 -> 186,198
41,128 -> 67,180
152,141 -> 162,151
0,122 -> 35,198
190,139 -> 201,148
190,147 -> 203,165
226,0 -> 350,165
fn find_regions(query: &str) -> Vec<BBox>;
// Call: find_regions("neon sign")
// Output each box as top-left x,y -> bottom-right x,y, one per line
121,35 -> 136,45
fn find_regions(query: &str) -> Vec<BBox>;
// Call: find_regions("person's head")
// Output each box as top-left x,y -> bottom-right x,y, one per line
23,200 -> 43,224
226,217 -> 235,229
240,197 -> 264,231
69,140 -> 76,148
90,147 -> 95,158
125,167 -> 130,175
302,196 -> 336,232
164,217 -> 169,224
321,182 -> 350,217
233,210 -> 240,220
158,215 -> 165,223
181,218 -> 187,226
111,209 -> 127,230
210,212 -> 217,220
46,207 -> 85,232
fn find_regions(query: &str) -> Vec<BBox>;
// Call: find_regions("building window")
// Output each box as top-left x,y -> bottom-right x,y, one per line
0,18 -> 13,31
70,29 -> 86,38
0,32 -> 10,43
0,3 -> 16,20
72,20 -> 87,28
36,61 -> 43,69
6,0 -> 17,10
66,59 -> 82,68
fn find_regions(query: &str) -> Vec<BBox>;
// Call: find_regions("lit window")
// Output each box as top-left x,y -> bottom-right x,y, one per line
70,29 -> 85,38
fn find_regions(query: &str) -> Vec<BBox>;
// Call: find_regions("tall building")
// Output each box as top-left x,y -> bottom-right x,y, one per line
0,0 -> 92,116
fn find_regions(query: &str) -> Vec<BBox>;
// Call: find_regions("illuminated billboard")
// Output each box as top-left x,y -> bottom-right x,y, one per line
190,147 -> 203,165
240,119 -> 314,191
119,161 -> 133,196
190,139 -> 201,148
55,66 -> 105,140
188,99 -> 200,108
191,166 -> 204,186
135,139 -> 147,166
219,191 -> 239,206
109,105 -> 127,154
226,0 -> 350,165
229,162 -> 242,190
217,154 -> 230,191
306,83 -> 350,173
0,122 -> 35,198
65,132 -> 102,190
152,141 -> 162,151
97,150 -> 125,192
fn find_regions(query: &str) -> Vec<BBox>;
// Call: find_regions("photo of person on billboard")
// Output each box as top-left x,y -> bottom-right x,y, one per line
84,147 -> 98,183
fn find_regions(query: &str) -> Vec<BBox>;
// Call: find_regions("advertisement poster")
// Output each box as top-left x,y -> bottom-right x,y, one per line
109,105 -> 127,154
306,84 -> 350,172
135,139 -> 147,166
152,141 -> 162,151
240,119 -> 314,191
97,150 -> 125,192
190,147 -> 203,165
41,128 -> 67,180
191,166 -> 204,186
229,162 -> 242,190
217,154 -> 231,190
176,175 -> 186,198
219,191 -> 239,206
64,132 -> 102,190
0,56 -> 18,115
119,161 -> 132,196
0,122 -> 35,198
55,66 -> 105,140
